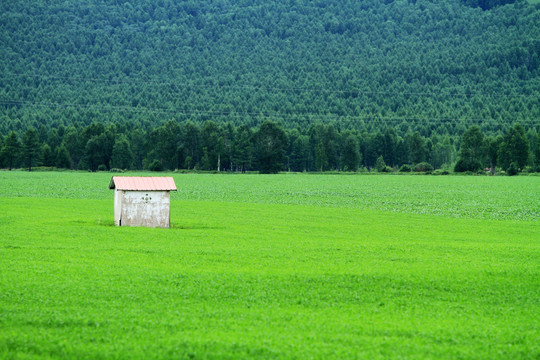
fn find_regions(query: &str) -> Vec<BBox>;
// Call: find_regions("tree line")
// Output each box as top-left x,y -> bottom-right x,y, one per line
1,120 -> 538,174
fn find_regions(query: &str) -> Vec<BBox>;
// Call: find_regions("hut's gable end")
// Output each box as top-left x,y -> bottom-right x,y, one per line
120,190 -> 171,228
114,189 -> 123,226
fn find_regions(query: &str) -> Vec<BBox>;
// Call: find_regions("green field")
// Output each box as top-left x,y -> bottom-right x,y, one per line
0,172 -> 539,359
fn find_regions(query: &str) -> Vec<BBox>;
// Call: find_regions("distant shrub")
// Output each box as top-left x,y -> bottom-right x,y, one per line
399,164 -> 412,172
432,169 -> 449,175
31,166 -> 58,172
109,168 -> 124,173
414,162 -> 434,173
506,162 -> 518,176
149,159 -> 164,172
454,158 -> 482,173
97,164 -> 107,172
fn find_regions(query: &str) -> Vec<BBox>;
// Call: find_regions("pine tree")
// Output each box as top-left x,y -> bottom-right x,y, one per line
233,126 -> 253,172
55,144 -> 72,169
40,144 -> 55,167
254,121 -> 287,174
1,131 -> 21,170
535,133 -> 540,171
111,134 -> 133,169
454,126 -> 485,172
315,141 -> 328,172
375,155 -> 386,172
289,135 -> 309,172
22,128 -> 40,172
342,134 -> 360,171
408,132 -> 427,164
499,124 -> 529,171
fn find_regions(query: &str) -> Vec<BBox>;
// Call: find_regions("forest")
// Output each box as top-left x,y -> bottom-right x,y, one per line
1,120 -> 538,174
0,0 -> 539,173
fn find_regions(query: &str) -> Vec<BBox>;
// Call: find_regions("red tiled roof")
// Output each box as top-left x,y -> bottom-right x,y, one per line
109,176 -> 177,191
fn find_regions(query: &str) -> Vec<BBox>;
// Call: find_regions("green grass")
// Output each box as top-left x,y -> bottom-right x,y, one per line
1,172 -> 538,220
0,172 -> 539,359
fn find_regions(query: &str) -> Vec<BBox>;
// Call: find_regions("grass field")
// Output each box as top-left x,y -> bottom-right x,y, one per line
0,172 -> 539,359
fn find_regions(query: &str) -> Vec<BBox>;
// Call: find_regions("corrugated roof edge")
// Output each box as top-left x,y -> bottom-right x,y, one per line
109,176 -> 177,191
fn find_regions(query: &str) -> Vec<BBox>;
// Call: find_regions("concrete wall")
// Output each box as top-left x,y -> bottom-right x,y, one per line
114,190 -> 171,228
114,189 -> 123,226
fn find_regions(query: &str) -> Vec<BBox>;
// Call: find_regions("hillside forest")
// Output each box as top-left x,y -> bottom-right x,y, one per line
0,0 -> 539,173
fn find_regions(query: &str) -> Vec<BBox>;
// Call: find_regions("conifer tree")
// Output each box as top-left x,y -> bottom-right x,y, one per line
498,124 -> 530,171
22,128 -> 40,172
1,131 -> 21,170
55,144 -> 72,169
455,126 -> 485,172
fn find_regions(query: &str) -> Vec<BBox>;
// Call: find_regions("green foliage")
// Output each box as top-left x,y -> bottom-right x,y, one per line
432,169 -> 450,175
1,120 -> 537,174
499,124 -> 530,171
408,132 -> 427,164
39,144 -> 54,167
315,141 -> 328,172
535,132 -> 540,168
1,1 -> 539,173
55,144 -> 72,169
506,162 -> 519,175
147,121 -> 180,170
1,131 -> 21,170
233,125 -> 253,172
454,157 -> 481,173
1,0 -> 539,136
431,135 -> 456,169
462,0 -> 519,10
375,156 -> 387,172
414,162 -> 434,173
180,121 -> 201,170
455,126 -> 485,172
110,134 -> 133,170
81,125 -> 116,171
200,121 -> 223,171
399,164 -> 412,172
148,159 -> 164,172
485,135 -> 502,172
254,121 -> 287,174
342,134 -> 360,172
21,128 -> 40,172
0,172 -> 538,359
289,134 -> 309,172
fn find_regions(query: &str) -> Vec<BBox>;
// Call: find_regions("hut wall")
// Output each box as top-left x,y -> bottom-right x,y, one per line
114,189 -> 123,226
118,190 -> 171,228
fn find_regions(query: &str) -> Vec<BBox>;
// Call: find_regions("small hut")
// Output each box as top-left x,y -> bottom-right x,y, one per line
109,176 -> 177,228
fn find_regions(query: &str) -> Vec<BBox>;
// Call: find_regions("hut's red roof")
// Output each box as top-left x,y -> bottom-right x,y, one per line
109,176 -> 177,191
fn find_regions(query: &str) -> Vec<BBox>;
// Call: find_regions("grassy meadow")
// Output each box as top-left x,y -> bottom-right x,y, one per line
0,172 -> 539,359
